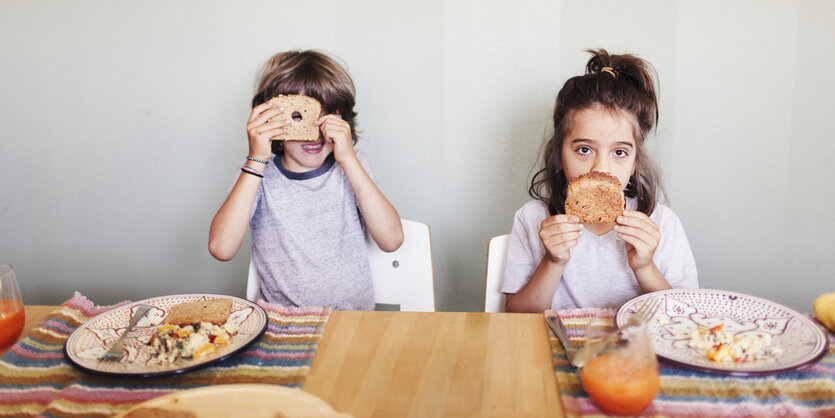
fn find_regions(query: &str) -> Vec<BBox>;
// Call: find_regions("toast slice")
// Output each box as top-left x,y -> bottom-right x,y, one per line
267,94 -> 322,141
565,171 -> 625,223
163,299 -> 233,326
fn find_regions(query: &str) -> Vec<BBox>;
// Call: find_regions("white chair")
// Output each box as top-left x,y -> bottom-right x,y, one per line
247,219 -> 435,312
484,234 -> 510,313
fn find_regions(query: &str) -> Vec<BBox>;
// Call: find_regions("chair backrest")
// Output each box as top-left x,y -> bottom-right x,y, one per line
247,219 -> 435,312
484,234 -> 510,312
246,256 -> 259,301
366,219 -> 435,311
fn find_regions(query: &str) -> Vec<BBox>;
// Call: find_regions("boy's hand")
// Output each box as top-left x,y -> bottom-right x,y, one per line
246,102 -> 291,161
539,214 -> 583,265
317,114 -> 356,164
615,210 -> 660,272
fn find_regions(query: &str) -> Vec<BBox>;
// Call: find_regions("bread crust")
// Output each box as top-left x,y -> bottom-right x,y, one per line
564,172 -> 625,223
163,299 -> 232,326
267,95 -> 322,141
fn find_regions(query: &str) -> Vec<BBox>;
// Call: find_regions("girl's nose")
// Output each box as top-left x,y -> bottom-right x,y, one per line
591,156 -> 610,174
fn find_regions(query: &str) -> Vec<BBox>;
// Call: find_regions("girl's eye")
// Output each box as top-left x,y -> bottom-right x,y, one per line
614,149 -> 629,157
577,146 -> 592,155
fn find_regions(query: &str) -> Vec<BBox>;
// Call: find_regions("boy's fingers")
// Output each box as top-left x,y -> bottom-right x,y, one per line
249,102 -> 278,122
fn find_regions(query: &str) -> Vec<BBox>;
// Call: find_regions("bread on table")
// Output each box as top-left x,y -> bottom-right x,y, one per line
267,94 -> 322,141
163,299 -> 233,326
564,171 -> 625,223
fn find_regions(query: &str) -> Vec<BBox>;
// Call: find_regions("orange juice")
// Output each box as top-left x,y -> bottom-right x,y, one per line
581,353 -> 660,415
0,299 -> 25,349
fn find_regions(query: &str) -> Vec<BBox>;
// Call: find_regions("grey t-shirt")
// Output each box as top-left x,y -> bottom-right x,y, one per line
248,150 -> 375,310
502,198 -> 698,310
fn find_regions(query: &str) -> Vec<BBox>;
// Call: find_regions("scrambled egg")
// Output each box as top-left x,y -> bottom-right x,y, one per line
688,324 -> 782,363
147,322 -> 235,363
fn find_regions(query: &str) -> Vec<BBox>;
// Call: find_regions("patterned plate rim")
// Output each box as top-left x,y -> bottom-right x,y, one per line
63,293 -> 268,377
614,289 -> 829,376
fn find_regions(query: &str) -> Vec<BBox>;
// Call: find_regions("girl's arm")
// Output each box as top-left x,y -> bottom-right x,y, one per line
505,214 -> 582,313
506,256 -> 568,313
616,210 -> 672,292
319,115 -> 404,252
208,102 -> 289,261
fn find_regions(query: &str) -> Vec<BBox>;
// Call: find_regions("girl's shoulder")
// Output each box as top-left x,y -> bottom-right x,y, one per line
515,199 -> 549,224
648,201 -> 687,230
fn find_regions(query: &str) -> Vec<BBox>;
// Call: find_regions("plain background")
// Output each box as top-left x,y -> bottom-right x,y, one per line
1,0 -> 833,313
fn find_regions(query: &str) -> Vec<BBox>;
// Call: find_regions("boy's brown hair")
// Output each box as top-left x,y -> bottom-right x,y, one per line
252,50 -> 358,154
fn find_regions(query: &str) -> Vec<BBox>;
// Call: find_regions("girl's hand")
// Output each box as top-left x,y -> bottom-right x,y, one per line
317,114 -> 356,164
539,214 -> 583,265
615,210 -> 660,272
246,102 -> 291,161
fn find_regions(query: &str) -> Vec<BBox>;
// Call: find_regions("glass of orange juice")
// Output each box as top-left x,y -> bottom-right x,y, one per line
580,318 -> 660,416
0,264 -> 25,350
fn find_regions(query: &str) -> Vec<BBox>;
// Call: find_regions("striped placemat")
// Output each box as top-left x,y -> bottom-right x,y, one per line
0,293 -> 331,418
546,308 -> 835,417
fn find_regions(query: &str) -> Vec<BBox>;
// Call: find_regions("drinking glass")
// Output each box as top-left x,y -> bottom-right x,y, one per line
0,264 -> 25,350
580,318 -> 660,416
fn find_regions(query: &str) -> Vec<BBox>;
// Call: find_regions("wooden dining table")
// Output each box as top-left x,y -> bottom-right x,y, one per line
8,306 -> 565,417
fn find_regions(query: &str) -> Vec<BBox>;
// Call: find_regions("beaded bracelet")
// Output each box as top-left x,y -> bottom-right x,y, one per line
241,165 -> 264,178
246,156 -> 269,165
243,163 -> 264,175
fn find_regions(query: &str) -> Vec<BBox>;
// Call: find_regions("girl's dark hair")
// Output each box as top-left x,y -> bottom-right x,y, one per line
529,49 -> 663,216
251,50 -> 358,155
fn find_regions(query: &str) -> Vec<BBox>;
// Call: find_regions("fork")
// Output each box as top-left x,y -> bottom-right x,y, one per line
627,296 -> 662,326
100,304 -> 152,361
545,315 -> 584,370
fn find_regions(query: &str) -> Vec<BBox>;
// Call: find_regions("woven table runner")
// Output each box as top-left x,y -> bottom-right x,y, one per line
0,293 -> 331,418
545,308 -> 835,417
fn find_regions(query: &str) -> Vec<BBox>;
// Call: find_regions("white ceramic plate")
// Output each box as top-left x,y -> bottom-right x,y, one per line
615,289 -> 829,376
64,294 -> 268,377
112,384 -> 350,418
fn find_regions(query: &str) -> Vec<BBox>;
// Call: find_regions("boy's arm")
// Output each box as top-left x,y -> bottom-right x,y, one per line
208,161 -> 266,261
319,114 -> 404,252
340,156 -> 404,252
209,102 -> 287,261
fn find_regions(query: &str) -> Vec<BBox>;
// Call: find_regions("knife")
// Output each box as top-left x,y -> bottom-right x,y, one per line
545,315 -> 584,370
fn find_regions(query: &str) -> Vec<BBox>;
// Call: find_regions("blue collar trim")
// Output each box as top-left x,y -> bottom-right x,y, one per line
275,152 -> 335,180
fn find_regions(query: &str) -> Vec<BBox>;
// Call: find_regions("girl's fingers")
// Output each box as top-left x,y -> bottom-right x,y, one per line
541,222 -> 582,240
543,231 -> 582,248
542,214 -> 580,228
615,224 -> 655,248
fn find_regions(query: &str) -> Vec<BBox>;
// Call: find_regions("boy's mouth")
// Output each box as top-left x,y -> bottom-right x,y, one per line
301,140 -> 324,154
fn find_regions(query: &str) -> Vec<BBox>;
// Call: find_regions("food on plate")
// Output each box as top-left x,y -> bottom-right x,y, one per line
688,324 -> 782,363
163,299 -> 232,326
267,94 -> 322,141
813,292 -> 835,332
148,299 -> 238,363
564,171 -> 625,223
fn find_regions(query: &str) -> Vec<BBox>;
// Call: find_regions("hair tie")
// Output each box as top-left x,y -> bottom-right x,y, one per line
600,67 -> 616,77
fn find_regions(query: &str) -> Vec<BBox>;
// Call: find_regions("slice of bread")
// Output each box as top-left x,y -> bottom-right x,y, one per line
267,95 -> 322,141
163,299 -> 233,326
564,172 -> 625,223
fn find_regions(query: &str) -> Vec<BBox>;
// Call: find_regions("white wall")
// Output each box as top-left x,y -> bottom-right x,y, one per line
1,1 -> 832,312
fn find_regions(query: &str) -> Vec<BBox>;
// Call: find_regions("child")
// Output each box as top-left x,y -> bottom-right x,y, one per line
209,50 -> 404,310
503,49 -> 698,312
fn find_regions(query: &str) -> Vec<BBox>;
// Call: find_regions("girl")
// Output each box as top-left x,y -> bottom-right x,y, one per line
503,49 -> 698,312
209,50 -> 404,310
